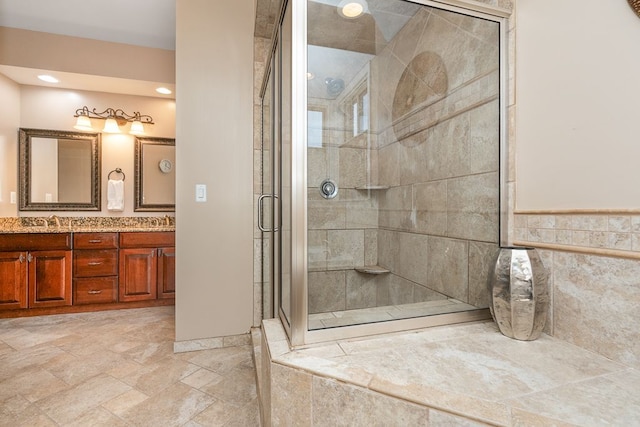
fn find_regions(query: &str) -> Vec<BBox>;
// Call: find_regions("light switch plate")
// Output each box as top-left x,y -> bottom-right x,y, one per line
10,192 -> 16,204
195,184 -> 207,202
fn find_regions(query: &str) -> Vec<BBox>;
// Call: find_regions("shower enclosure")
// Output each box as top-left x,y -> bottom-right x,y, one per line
260,0 -> 509,346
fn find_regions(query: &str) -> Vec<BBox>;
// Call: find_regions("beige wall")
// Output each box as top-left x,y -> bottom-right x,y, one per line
0,73 -> 20,216
9,85 -> 175,217
0,26 -> 175,84
515,0 -> 640,211
512,0 -> 640,368
175,0 -> 255,341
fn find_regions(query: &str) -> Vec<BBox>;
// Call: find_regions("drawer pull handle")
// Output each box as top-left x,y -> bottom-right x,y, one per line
87,262 -> 103,266
87,290 -> 103,295
88,240 -> 103,243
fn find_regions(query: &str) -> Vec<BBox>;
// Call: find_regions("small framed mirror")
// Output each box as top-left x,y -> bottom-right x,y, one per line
19,128 -> 101,211
134,136 -> 175,212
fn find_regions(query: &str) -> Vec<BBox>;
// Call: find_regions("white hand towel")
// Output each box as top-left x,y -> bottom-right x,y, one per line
107,179 -> 124,211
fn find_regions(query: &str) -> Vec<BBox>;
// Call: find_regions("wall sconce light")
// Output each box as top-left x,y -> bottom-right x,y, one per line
73,106 -> 154,135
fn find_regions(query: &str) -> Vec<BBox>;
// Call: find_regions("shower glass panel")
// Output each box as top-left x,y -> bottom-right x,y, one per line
279,2 -> 293,328
306,0 -> 502,330
261,56 -> 274,320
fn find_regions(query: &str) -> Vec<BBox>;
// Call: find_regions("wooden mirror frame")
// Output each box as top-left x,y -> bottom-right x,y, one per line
134,136 -> 176,212
629,0 -> 640,18
18,128 -> 101,211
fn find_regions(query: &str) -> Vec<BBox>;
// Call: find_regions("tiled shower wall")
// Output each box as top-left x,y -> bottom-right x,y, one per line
307,5 -> 501,313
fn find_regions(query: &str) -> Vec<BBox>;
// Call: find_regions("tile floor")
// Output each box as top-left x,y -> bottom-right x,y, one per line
0,307 -> 260,426
308,298 -> 479,329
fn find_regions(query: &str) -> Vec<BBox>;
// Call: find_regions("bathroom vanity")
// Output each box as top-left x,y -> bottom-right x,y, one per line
0,229 -> 174,318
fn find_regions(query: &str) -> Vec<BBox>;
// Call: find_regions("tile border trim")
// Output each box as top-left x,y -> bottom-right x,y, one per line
513,240 -> 640,261
173,332 -> 251,353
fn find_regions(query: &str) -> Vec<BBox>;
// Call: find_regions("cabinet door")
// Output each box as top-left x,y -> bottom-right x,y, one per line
0,251 -> 28,309
28,250 -> 72,308
119,248 -> 157,302
157,247 -> 175,299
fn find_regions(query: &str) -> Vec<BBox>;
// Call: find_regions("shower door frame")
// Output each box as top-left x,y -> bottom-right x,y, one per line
263,0 -> 512,348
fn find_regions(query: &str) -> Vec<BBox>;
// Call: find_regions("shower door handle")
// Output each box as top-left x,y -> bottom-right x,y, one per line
258,194 -> 279,232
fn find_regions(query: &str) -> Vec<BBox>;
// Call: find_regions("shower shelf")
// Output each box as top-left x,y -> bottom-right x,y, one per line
355,185 -> 390,191
355,265 -> 390,275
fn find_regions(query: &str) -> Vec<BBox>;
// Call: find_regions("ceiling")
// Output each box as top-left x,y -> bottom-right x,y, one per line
0,0 -> 176,97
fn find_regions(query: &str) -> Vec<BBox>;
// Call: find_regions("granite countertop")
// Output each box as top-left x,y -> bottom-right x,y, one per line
0,226 -> 175,234
0,217 -> 175,234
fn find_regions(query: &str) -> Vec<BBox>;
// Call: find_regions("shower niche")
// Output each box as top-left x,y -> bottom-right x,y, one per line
261,0 -> 509,346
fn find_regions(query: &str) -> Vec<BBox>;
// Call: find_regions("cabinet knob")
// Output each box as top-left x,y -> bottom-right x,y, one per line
19,254 -> 25,263
27,253 -> 33,263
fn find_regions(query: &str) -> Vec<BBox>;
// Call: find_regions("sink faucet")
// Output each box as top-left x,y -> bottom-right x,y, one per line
48,215 -> 61,228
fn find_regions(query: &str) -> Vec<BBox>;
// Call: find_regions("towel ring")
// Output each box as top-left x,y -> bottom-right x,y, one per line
108,168 -> 126,181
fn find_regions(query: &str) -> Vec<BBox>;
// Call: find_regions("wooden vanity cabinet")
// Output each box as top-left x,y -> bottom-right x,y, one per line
73,233 -> 118,305
1,231 -> 174,317
0,234 -> 72,309
119,232 -> 175,302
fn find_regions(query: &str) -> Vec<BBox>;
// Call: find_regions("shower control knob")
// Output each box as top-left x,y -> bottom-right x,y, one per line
320,179 -> 338,199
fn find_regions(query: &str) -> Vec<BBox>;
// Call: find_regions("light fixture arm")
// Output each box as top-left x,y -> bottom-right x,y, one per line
74,106 -> 154,124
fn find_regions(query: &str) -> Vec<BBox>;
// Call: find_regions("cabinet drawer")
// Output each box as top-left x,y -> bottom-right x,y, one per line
74,277 -> 117,304
120,232 -> 175,248
74,250 -> 118,277
74,233 -> 118,249
0,233 -> 71,251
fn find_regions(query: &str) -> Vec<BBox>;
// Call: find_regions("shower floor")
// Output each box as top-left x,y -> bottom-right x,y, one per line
309,298 -> 478,330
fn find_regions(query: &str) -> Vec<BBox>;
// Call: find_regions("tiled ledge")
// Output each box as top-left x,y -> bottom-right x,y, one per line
0,216 -> 175,233
514,212 -> 640,259
260,318 -> 640,426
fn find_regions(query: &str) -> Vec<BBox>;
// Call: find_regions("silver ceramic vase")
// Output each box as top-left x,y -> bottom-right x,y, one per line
489,247 -> 549,341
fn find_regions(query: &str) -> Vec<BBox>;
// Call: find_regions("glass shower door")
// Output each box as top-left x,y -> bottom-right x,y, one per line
305,0 -> 503,333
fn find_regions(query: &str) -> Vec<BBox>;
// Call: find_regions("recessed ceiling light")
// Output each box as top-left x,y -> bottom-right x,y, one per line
156,87 -> 172,95
37,74 -> 59,83
338,0 -> 367,19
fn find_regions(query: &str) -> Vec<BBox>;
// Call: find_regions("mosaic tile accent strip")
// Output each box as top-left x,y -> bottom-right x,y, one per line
514,213 -> 640,254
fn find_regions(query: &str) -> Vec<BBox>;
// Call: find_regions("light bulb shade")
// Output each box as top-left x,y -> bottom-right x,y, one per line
73,115 -> 94,131
103,118 -> 120,133
338,0 -> 367,18
129,120 -> 145,135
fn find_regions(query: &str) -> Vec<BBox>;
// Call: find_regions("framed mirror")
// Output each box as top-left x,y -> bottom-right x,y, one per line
19,128 -> 101,211
134,136 -> 175,212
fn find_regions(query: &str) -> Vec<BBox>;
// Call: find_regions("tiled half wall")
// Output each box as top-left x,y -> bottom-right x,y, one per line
514,212 -> 640,369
